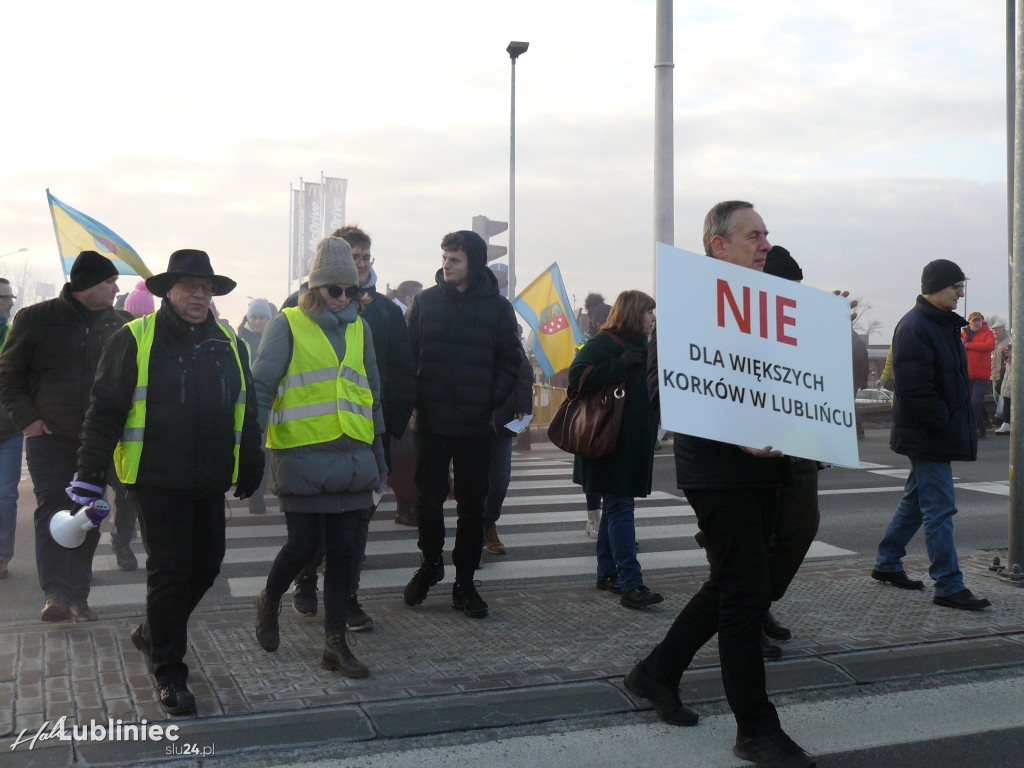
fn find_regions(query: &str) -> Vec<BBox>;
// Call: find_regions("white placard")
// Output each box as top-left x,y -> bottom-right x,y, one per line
656,244 -> 859,467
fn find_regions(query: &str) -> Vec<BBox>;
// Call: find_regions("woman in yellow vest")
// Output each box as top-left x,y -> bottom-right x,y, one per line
251,237 -> 387,677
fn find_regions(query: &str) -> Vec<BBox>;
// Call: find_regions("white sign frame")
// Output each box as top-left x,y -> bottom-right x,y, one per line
656,244 -> 859,467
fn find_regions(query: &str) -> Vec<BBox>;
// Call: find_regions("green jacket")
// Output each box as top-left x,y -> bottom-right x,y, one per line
569,330 -> 658,497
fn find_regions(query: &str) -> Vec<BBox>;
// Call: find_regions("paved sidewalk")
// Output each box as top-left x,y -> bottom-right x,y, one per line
2,549 -> 1023,766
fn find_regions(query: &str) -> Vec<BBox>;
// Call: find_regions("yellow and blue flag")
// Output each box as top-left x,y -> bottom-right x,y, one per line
512,262 -> 583,377
46,190 -> 152,278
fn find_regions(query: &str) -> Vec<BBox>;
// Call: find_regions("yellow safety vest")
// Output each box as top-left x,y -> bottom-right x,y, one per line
266,307 -> 374,449
113,314 -> 247,484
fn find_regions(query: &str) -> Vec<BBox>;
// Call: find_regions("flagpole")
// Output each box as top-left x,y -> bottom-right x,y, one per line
45,189 -> 69,282
287,183 -> 294,299
320,170 -> 326,239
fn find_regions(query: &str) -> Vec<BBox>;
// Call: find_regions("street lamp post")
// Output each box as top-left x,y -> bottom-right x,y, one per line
0,247 -> 27,259
507,41 -> 529,299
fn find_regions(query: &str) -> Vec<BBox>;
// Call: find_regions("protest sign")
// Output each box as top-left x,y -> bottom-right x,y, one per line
656,243 -> 859,467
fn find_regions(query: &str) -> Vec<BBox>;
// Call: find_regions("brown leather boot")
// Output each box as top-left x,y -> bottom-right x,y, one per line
322,632 -> 369,678
484,524 -> 506,554
255,590 -> 281,652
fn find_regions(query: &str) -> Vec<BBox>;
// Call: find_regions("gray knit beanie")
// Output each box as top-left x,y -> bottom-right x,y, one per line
308,237 -> 358,289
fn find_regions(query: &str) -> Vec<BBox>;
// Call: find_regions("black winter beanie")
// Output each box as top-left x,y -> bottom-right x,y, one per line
68,250 -> 119,292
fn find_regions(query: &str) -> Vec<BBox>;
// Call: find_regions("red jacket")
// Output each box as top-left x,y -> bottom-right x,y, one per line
962,323 -> 995,380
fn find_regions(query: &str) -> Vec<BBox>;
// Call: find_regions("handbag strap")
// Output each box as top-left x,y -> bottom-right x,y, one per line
602,331 -> 627,352
571,332 -> 628,398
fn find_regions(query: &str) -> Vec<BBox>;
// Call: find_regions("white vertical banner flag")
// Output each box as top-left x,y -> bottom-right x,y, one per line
655,243 -> 859,467
290,188 -> 303,280
323,177 -> 347,235
302,181 -> 323,277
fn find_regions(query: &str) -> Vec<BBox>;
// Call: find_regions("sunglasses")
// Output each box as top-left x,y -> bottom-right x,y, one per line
326,285 -> 360,299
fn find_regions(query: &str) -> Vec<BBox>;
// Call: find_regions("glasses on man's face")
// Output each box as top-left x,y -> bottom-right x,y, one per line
952,283 -> 966,295
352,255 -> 374,266
178,279 -> 214,297
0,294 -> 15,301
326,285 -> 360,299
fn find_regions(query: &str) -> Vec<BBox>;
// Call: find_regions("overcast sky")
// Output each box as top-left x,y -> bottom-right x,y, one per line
0,0 -> 1012,341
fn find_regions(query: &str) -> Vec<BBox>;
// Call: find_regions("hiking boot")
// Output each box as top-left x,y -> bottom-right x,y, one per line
113,544 -> 138,571
322,631 -> 369,678
933,588 -> 991,611
255,590 -> 281,652
763,610 -> 792,641
292,573 -> 318,616
585,508 -> 600,539
871,569 -> 924,590
484,524 -> 506,554
69,602 -> 98,623
452,580 -> 488,618
131,623 -> 155,672
346,595 -> 374,632
41,595 -> 70,622
623,662 -> 699,726
620,586 -> 663,609
596,574 -> 622,594
404,558 -> 444,606
158,681 -> 196,715
733,727 -> 815,768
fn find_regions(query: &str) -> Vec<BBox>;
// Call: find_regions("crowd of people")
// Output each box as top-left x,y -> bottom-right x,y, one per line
0,201 -> 1003,768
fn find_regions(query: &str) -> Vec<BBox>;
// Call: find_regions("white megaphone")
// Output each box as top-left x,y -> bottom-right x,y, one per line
50,499 -> 110,549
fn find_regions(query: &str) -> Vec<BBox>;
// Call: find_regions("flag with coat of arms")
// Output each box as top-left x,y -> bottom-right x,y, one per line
46,190 -> 151,278
512,262 -> 583,377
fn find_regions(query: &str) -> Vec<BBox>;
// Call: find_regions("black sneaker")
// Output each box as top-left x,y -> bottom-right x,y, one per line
452,580 -> 488,618
292,574 -> 318,616
596,575 -> 622,594
346,595 -> 374,631
114,545 -> 138,571
620,585 -> 664,609
623,662 -> 698,726
158,681 -> 196,716
733,728 -> 815,768
871,569 -> 924,590
404,559 -> 444,606
130,623 -> 155,672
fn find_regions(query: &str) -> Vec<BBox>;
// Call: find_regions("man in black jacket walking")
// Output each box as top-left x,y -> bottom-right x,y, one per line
0,251 -> 128,622
871,259 -> 990,611
75,250 -> 264,715
403,230 -> 521,618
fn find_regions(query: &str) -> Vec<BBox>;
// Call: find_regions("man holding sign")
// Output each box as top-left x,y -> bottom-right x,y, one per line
626,202 -> 815,768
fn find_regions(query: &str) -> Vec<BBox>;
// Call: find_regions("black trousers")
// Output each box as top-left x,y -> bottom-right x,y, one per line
413,431 -> 491,579
132,486 -> 225,686
767,458 -> 820,602
267,511 -> 356,634
642,487 -> 780,737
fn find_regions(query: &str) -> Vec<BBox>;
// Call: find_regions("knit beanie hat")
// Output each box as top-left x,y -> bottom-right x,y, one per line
308,237 -> 357,289
247,298 -> 272,319
68,251 -> 119,292
124,280 -> 155,316
763,246 -> 803,281
921,259 -> 966,295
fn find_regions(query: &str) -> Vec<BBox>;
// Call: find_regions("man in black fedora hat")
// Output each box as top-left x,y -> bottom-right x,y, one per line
75,249 -> 264,715
0,250 -> 129,623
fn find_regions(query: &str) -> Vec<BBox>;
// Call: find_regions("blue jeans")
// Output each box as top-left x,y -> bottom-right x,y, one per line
25,434 -> 99,603
875,458 -> 964,597
596,495 -> 643,592
0,432 -> 23,562
482,432 -> 514,531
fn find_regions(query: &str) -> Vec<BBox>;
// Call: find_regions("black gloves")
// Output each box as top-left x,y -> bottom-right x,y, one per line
233,468 -> 264,500
621,347 -> 647,370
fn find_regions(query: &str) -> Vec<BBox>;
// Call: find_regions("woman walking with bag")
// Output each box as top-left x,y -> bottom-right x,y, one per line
569,290 -> 662,609
251,237 -> 387,676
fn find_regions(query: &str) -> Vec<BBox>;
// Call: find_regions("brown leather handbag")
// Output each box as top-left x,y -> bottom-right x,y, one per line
547,333 -> 627,459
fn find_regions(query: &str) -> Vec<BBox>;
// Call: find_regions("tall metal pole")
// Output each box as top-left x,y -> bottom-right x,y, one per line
1008,0 -> 1024,571
1009,0 -> 1016,331
508,42 -> 529,299
654,0 -> 674,294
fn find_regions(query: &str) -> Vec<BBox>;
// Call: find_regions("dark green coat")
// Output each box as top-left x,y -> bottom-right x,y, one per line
569,331 -> 658,497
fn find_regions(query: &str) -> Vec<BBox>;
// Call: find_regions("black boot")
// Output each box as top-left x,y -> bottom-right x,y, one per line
255,590 -> 281,652
322,631 -> 369,678
452,579 -> 488,618
404,556 -> 444,606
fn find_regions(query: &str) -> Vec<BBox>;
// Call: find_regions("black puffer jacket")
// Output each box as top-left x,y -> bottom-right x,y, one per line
0,286 -> 129,440
890,296 -> 976,462
407,267 -> 521,437
361,285 -> 415,439
76,301 -> 264,494
493,348 -> 533,434
0,322 -> 18,440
